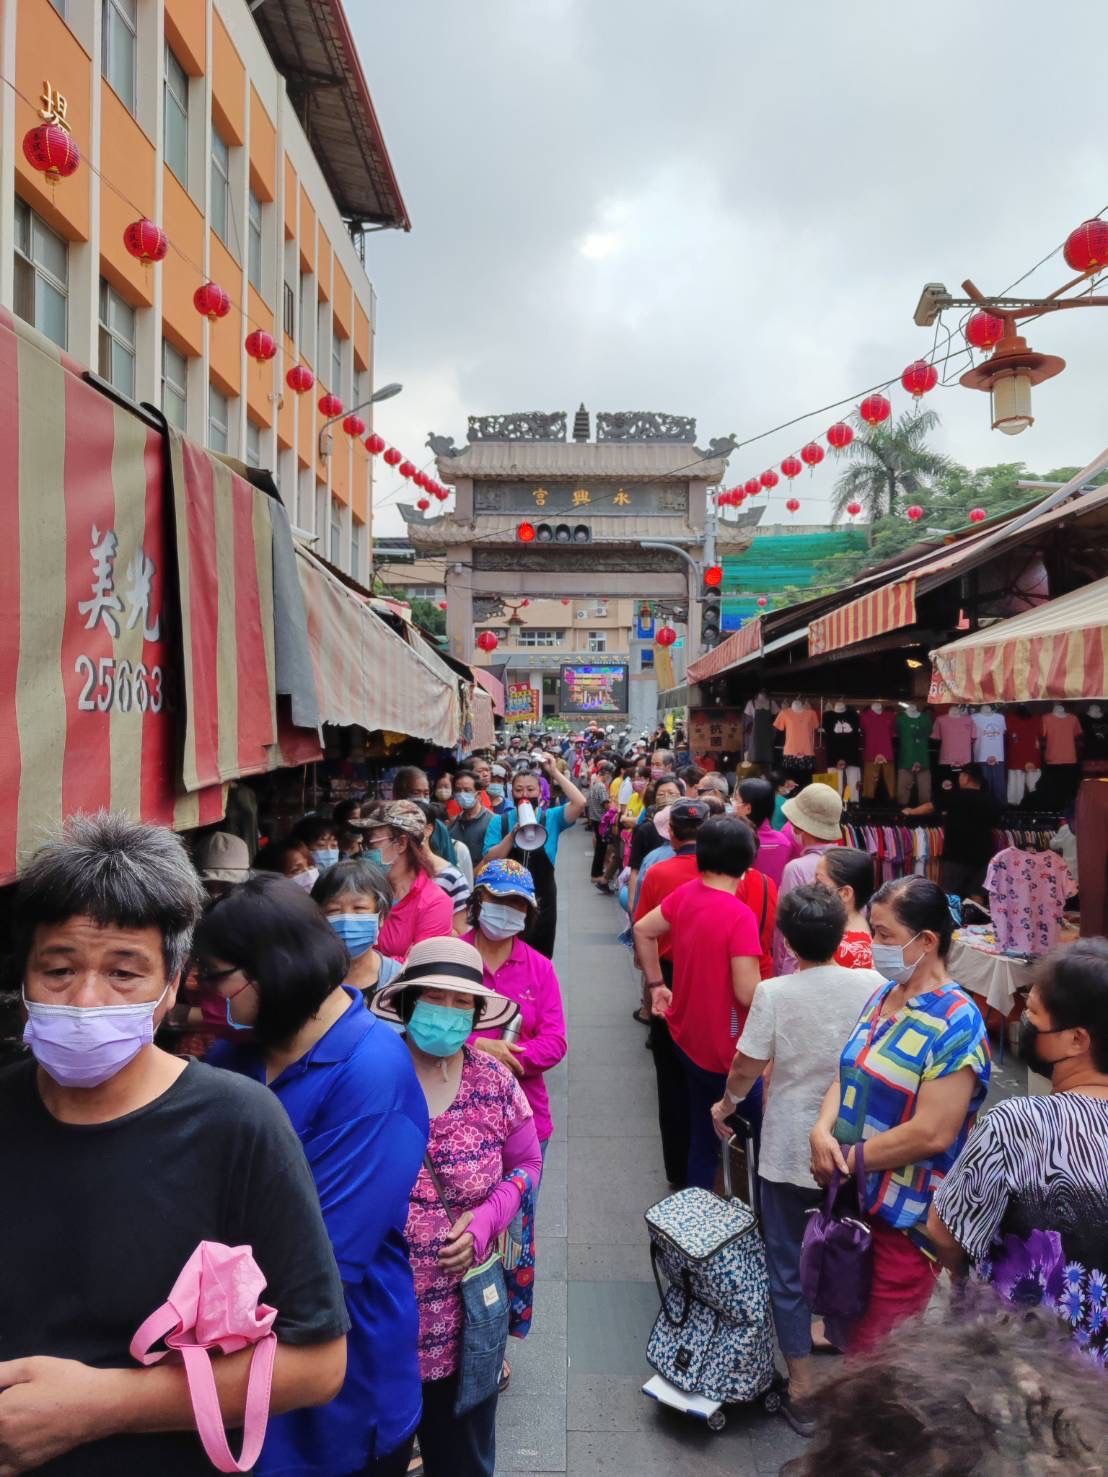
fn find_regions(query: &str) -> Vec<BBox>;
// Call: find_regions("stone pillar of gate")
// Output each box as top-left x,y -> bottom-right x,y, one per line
445,545 -> 474,661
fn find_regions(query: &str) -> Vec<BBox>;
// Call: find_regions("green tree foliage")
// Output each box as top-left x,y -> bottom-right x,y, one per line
831,409 -> 951,522
409,597 -> 447,640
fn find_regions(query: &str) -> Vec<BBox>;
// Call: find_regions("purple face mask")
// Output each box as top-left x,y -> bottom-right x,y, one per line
22,985 -> 169,1089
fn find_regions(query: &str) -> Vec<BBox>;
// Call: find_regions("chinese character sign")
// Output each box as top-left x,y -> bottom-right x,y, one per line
506,683 -> 541,722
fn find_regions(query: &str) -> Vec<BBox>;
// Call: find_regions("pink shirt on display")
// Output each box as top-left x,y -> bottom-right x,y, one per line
859,708 -> 896,764
984,847 -> 1077,955
1041,711 -> 1083,765
931,711 -> 974,766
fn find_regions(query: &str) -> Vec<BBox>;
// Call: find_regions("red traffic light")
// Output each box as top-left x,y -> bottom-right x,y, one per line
703,565 -> 723,588
516,522 -> 537,543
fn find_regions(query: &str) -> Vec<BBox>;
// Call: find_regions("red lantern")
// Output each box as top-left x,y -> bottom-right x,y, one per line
901,359 -> 938,398
1063,219 -> 1108,275
744,477 -> 761,498
476,631 -> 499,653
906,504 -> 924,522
800,442 -> 824,467
437,601 -> 448,611
965,311 -> 1005,352
521,599 -> 531,608
285,364 -> 314,393
732,489 -> 746,506
22,123 -> 80,182
342,414 -> 366,437
859,393 -> 892,426
399,461 -> 416,479
560,598 -> 570,605
245,329 -> 276,362
383,447 -> 402,466
968,506 -> 987,523
365,432 -> 385,454
846,500 -> 862,518
434,485 -> 449,502
193,281 -> 230,322
656,625 -> 677,647
318,392 -> 343,417
781,456 -> 803,480
123,218 -> 168,265
785,497 -> 800,515
416,497 -> 430,512
760,469 -> 779,491
827,421 -> 854,451
756,596 -> 768,608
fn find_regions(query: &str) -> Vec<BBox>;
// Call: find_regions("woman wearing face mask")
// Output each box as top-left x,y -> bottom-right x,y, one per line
412,800 -> 472,932
371,938 -> 542,1477
814,847 -> 876,968
366,803 -> 455,960
433,774 -> 455,806
809,876 -> 990,1355
255,837 -> 320,893
312,858 -> 402,1005
294,817 -> 342,875
198,874 -> 430,1477
927,939 -> 1108,1361
463,860 -> 567,1157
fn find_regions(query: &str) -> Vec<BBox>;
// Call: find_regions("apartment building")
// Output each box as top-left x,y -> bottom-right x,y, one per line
1,0 -> 408,582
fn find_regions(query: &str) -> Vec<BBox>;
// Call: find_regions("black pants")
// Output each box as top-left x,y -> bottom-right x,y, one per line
417,1374 -> 498,1477
649,962 -> 689,1187
590,829 -> 609,879
359,1434 -> 416,1476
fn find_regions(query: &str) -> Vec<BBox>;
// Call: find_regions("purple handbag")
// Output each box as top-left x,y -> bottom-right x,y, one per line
799,1140 -> 873,1328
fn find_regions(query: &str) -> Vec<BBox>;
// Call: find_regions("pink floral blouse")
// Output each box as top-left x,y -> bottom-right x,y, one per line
406,1046 -> 533,1381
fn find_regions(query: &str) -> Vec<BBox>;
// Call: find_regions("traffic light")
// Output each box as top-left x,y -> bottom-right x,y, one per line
516,522 -> 536,543
529,524 -> 591,544
701,565 -> 723,648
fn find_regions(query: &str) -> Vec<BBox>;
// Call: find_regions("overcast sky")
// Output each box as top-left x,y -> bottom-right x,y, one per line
350,1 -> 1108,536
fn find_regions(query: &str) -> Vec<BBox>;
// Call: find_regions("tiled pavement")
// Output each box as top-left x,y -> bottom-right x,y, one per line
495,827 -> 805,1476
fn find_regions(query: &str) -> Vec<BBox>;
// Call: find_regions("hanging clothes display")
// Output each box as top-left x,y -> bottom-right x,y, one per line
1006,708 -> 1043,806
743,693 -> 780,766
984,846 -> 1077,955
824,703 -> 862,800
859,704 -> 896,802
971,707 -> 1008,804
931,708 -> 974,767
895,705 -> 933,806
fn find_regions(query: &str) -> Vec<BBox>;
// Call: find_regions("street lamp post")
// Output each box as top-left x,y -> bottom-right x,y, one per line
318,380 -> 403,459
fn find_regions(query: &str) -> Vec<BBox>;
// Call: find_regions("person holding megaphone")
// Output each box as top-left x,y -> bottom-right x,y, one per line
480,754 -> 586,959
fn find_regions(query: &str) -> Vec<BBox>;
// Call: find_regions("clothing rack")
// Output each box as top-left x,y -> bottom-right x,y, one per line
840,818 -> 943,886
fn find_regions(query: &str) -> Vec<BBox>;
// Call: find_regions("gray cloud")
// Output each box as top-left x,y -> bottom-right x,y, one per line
351,0 -> 1108,532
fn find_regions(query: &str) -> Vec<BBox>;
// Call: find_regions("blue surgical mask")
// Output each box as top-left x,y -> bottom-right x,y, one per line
311,848 -> 339,871
870,934 -> 923,985
224,983 -> 254,1033
457,791 -> 478,810
406,1000 -> 474,1057
364,848 -> 393,871
328,913 -> 379,957
487,784 -> 505,800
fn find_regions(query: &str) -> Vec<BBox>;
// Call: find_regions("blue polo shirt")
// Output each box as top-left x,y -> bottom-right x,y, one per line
208,989 -> 428,1473
482,801 -> 575,867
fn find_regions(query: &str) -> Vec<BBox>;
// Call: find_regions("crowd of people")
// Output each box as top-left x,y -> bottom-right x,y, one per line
1,718 -> 1106,1474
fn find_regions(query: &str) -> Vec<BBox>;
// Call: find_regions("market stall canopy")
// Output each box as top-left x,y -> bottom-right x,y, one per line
687,616 -> 764,684
474,666 -> 506,716
931,575 -> 1108,703
295,546 -> 461,746
472,688 -> 496,749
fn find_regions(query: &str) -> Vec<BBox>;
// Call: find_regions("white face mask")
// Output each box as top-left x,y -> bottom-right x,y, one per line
478,901 -> 528,941
871,703 -> 884,715
870,933 -> 923,985
291,867 -> 319,892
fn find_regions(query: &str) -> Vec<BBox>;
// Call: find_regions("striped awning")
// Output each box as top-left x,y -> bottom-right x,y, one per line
472,688 -> 496,748
687,617 -> 763,684
808,578 -> 918,657
931,577 -> 1108,703
296,546 -> 461,746
474,666 -> 505,716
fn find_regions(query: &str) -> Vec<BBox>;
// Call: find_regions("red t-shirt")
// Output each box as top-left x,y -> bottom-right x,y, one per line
834,930 -> 874,969
1006,714 -> 1043,770
635,851 -> 699,959
659,878 -> 761,1073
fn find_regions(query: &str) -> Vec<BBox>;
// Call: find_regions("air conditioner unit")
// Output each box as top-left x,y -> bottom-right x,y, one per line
576,609 -> 589,619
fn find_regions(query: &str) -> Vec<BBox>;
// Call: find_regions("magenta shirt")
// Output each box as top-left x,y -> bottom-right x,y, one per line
772,843 -> 839,974
378,870 -> 455,961
755,819 -> 800,889
464,930 -> 567,1142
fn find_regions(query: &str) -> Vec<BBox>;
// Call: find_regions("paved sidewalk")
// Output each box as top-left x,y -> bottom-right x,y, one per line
496,826 -> 804,1476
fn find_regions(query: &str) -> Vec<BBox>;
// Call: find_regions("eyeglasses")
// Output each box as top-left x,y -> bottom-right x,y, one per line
194,965 -> 240,988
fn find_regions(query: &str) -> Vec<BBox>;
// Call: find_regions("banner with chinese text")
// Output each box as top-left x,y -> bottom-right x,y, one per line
506,683 -> 541,722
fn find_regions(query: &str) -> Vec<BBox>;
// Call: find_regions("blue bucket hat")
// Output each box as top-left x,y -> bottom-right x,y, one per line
473,857 -> 536,904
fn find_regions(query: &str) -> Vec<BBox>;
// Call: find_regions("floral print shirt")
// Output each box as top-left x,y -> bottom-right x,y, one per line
983,847 -> 1076,955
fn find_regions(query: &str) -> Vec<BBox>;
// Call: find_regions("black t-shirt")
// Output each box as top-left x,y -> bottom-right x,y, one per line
936,784 -> 1000,867
0,1057 -> 350,1475
630,819 -> 664,870
824,709 -> 862,765
1081,713 -> 1108,761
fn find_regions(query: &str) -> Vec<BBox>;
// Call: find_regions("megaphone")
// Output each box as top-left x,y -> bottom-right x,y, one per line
514,800 -> 548,853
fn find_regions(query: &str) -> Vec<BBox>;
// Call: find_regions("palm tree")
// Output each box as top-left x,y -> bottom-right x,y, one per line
831,409 -> 950,523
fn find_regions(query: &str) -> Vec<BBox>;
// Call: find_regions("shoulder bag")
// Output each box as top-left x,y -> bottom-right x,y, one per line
799,1139 -> 873,1330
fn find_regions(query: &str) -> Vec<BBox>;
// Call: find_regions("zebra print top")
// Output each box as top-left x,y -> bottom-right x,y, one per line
933,1092 -> 1108,1364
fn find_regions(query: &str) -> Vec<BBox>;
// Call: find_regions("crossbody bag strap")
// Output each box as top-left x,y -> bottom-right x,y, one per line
423,1152 -> 455,1224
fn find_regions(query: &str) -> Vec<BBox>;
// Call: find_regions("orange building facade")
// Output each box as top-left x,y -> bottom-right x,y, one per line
0,0 -> 408,583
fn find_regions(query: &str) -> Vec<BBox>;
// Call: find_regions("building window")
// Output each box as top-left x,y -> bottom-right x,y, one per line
516,629 -> 561,649
208,385 -> 229,453
97,279 -> 136,397
247,189 -> 263,291
298,272 -> 314,359
163,43 -> 189,185
245,419 -> 261,468
283,281 -> 295,339
13,197 -> 68,348
330,325 -> 343,399
210,128 -> 231,250
102,0 -> 137,113
588,630 -> 608,653
162,339 -> 188,429
330,502 -> 342,566
351,519 -> 362,578
640,648 -> 655,671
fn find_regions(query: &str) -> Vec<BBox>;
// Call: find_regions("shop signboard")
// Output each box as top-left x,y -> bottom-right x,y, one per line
559,663 -> 629,715
506,682 -> 541,722
688,705 -> 744,764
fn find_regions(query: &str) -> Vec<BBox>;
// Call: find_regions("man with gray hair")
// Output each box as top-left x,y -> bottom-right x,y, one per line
0,812 -> 349,1474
